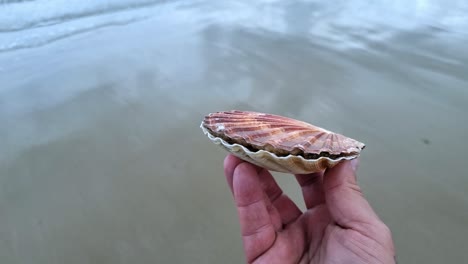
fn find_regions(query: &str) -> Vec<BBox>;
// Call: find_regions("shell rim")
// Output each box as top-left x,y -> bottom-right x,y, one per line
200,122 -> 360,163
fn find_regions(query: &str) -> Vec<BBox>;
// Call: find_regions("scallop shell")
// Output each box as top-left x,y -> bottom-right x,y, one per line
201,110 -> 365,174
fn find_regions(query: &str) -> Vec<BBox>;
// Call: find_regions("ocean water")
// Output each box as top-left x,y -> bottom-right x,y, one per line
1,0 -> 467,263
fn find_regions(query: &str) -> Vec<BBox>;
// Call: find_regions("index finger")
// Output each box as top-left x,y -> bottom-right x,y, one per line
230,160 -> 277,262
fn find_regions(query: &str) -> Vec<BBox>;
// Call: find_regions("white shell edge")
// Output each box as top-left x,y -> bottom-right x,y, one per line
200,122 -> 360,174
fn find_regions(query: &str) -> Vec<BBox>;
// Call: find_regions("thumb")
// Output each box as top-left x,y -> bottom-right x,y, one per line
323,159 -> 379,229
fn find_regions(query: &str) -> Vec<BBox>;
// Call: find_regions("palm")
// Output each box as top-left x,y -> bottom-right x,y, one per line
224,155 -> 395,264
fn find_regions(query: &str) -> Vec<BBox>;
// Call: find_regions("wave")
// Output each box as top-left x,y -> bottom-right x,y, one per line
1,0 -> 467,54
0,0 -> 180,52
0,0 -> 168,32
0,17 -> 148,52
0,0 -> 36,4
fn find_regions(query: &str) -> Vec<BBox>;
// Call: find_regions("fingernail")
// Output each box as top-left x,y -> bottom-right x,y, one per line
350,159 -> 359,172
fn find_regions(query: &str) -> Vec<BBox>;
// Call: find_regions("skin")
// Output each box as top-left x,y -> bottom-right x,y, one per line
224,154 -> 395,264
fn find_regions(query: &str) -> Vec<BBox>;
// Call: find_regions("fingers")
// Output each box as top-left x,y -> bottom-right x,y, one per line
223,155 -> 304,262
231,160 -> 277,262
258,169 -> 302,225
295,171 -> 325,209
323,159 -> 380,229
224,155 -> 264,197
224,154 -> 244,193
224,155 -> 302,226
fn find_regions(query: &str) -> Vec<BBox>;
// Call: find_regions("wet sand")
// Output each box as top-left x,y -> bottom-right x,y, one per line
1,1 -> 468,263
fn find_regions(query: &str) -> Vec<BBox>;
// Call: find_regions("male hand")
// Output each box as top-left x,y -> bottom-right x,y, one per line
224,154 -> 395,264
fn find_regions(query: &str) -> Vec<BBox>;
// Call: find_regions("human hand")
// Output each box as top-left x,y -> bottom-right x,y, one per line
224,154 -> 395,264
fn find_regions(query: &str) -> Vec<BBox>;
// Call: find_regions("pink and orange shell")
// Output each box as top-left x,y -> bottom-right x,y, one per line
201,110 -> 365,174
